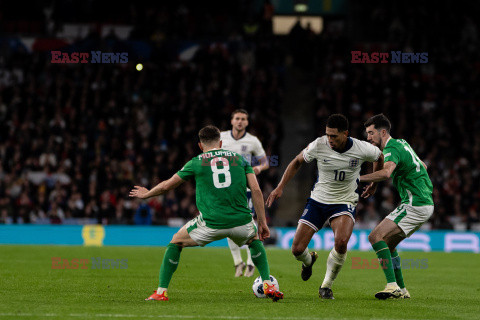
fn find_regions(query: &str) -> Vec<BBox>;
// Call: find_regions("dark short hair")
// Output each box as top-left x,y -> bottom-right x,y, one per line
326,114 -> 349,132
364,114 -> 391,133
231,108 -> 249,118
198,125 -> 220,144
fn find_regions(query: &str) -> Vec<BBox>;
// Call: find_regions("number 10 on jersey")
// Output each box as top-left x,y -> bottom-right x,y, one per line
334,170 -> 345,181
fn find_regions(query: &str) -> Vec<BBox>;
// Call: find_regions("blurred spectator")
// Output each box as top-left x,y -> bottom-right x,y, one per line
311,1 -> 480,230
134,202 -> 152,225
0,0 -> 478,231
0,3 -> 284,225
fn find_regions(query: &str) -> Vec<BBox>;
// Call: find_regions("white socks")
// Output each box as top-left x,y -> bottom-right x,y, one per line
227,238 -> 243,266
321,248 -> 346,289
295,248 -> 312,266
228,238 -> 254,266
246,247 -> 253,266
156,287 -> 167,294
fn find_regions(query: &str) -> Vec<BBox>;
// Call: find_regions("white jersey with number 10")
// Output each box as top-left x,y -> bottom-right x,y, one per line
303,136 -> 381,206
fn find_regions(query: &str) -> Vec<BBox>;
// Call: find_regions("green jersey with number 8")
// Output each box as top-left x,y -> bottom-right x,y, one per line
176,149 -> 254,229
383,138 -> 433,206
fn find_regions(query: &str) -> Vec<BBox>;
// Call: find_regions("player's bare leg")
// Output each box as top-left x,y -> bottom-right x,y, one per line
291,223 -> 318,281
146,226 -> 198,301
369,219 -> 404,299
171,226 -> 200,247
319,215 -> 353,299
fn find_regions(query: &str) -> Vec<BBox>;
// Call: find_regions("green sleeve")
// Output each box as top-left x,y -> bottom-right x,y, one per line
177,159 -> 195,180
245,162 -> 254,174
383,146 -> 400,165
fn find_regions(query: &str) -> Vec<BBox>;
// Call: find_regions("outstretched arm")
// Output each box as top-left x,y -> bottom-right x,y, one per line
361,153 -> 384,198
266,151 -> 305,207
129,174 -> 185,199
360,161 -> 396,183
247,173 -> 270,241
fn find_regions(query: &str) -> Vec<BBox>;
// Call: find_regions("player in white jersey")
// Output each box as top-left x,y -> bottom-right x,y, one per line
267,114 -> 383,299
221,109 -> 269,277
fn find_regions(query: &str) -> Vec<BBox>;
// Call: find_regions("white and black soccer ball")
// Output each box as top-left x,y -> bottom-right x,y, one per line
252,275 -> 279,298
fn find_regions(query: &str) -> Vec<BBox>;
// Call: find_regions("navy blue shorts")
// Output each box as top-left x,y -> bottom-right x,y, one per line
299,198 -> 356,231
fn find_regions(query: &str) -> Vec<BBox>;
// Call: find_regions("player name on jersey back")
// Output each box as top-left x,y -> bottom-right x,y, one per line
198,150 -> 235,159
177,149 -> 254,229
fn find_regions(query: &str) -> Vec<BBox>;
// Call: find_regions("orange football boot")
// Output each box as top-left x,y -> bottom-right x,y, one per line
263,283 -> 284,302
145,290 -> 169,301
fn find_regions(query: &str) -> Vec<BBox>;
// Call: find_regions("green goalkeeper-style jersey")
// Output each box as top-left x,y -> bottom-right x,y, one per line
383,138 -> 433,206
176,149 -> 254,229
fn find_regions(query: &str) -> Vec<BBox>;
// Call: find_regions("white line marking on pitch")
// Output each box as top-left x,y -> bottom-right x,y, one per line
0,313 -> 431,320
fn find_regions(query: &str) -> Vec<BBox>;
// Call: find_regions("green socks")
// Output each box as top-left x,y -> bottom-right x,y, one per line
391,249 -> 405,289
248,240 -> 270,281
158,241 -> 271,288
372,241 -> 396,283
158,243 -> 182,288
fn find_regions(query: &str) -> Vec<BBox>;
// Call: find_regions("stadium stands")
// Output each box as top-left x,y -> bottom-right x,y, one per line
0,2 -> 284,226
0,1 -> 479,232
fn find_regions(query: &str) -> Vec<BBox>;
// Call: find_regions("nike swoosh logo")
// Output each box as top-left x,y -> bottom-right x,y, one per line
252,252 -> 262,258
169,259 -> 178,265
323,159 -> 331,162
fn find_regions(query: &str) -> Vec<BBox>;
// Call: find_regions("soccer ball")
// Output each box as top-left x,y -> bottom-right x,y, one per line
252,275 -> 279,298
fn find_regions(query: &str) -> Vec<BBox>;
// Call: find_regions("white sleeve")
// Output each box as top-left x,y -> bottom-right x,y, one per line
252,137 -> 266,158
359,140 -> 382,162
302,139 -> 318,163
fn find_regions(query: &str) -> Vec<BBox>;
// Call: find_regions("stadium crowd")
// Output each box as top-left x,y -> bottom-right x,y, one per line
1,1 -> 479,231
311,2 -> 480,230
0,1 -> 284,225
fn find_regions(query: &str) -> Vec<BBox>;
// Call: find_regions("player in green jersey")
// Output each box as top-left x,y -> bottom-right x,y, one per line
360,114 -> 434,300
129,125 -> 284,302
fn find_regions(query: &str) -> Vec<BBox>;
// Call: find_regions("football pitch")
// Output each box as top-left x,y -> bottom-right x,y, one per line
1,245 -> 478,320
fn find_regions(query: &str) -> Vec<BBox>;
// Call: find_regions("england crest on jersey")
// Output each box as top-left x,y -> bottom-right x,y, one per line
349,159 -> 359,168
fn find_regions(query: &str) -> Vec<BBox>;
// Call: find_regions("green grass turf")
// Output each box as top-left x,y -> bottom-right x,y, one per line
0,245 -> 479,320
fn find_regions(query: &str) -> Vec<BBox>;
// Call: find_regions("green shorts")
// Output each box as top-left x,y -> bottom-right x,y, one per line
387,204 -> 434,237
185,214 -> 257,247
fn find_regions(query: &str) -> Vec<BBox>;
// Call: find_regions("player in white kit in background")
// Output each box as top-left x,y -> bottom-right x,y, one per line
267,114 -> 384,299
221,109 -> 270,277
